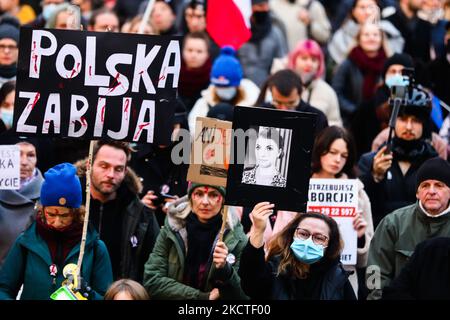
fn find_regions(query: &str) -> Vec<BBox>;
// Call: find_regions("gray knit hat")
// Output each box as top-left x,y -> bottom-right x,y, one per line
0,15 -> 20,44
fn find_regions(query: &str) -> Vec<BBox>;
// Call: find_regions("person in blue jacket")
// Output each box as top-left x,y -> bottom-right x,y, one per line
0,162 -> 113,300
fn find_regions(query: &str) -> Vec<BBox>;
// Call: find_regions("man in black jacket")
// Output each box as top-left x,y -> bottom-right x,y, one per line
260,69 -> 328,135
358,86 -> 438,227
76,140 -> 159,283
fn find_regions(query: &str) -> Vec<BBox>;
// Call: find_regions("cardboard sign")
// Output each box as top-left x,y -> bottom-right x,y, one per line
307,178 -> 358,265
0,145 -> 20,190
187,117 -> 232,187
12,28 -> 181,144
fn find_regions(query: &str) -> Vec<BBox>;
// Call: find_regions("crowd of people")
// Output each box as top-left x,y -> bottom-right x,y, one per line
0,0 -> 450,301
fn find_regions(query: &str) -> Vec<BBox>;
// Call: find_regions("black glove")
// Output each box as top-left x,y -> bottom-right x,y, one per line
76,276 -> 93,300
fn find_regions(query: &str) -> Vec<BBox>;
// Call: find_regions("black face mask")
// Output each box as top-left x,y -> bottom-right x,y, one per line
252,11 -> 270,25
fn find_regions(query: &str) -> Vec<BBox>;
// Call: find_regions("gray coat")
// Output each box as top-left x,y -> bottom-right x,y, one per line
0,169 -> 44,267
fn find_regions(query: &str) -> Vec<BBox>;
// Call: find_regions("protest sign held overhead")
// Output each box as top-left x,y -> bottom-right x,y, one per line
0,145 -> 20,190
187,117 -> 232,187
307,178 -> 358,265
12,28 -> 181,145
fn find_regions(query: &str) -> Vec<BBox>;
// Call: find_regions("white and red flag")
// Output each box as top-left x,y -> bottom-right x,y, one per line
206,0 -> 252,50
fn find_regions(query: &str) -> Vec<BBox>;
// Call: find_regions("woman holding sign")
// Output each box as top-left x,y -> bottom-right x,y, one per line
311,125 -> 374,299
143,183 -> 248,300
239,210 -> 356,300
0,163 -> 112,300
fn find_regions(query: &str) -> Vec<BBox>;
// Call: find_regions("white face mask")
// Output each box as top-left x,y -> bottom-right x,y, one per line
215,87 -> 237,101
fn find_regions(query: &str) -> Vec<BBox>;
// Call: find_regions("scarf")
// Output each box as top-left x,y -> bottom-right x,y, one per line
36,216 -> 83,266
184,212 -> 222,290
348,46 -> 386,101
0,63 -> 17,79
179,58 -> 212,98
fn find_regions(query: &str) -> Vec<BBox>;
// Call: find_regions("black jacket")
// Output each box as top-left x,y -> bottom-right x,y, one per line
238,242 -> 356,300
383,237 -> 450,300
358,142 -> 437,227
76,159 -> 160,283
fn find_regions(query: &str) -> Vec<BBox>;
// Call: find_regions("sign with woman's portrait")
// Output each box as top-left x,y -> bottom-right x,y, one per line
225,106 -> 317,212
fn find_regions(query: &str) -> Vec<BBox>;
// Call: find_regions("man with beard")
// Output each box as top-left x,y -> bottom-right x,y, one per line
76,140 -> 159,283
237,0 -> 288,88
358,86 -> 439,228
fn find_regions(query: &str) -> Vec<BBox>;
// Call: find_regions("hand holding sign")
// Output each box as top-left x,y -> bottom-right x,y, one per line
249,202 -> 275,248
213,241 -> 229,269
353,211 -> 368,239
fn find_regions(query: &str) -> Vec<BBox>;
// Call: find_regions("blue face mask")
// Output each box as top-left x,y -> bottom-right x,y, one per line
42,3 -> 58,21
290,237 -> 324,265
385,73 -> 409,89
0,108 -> 13,128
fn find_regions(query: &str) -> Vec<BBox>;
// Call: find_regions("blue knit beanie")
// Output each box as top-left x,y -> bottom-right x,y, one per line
0,15 -> 20,44
40,163 -> 82,208
210,46 -> 243,87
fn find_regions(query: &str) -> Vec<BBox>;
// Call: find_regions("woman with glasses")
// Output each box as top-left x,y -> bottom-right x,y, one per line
311,125 -> 373,298
0,163 -> 113,300
239,208 -> 356,300
0,16 -> 19,89
143,183 -> 248,300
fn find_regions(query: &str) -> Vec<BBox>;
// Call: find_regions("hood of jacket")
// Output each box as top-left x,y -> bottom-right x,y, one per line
0,168 -> 44,205
166,195 -> 240,233
74,158 -> 143,195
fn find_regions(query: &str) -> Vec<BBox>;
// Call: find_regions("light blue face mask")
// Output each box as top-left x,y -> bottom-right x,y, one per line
290,237 -> 324,265
0,108 -> 13,128
385,73 -> 410,89
42,3 -> 58,21
216,87 -> 237,101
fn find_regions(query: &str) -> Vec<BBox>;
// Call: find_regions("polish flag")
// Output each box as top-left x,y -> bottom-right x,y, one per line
206,0 -> 252,50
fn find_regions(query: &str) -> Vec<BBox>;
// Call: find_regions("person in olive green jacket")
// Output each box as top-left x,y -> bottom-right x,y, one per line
367,157 -> 450,300
143,183 -> 248,300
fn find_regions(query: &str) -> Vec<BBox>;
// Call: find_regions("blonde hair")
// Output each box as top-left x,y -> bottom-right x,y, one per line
104,279 -> 150,300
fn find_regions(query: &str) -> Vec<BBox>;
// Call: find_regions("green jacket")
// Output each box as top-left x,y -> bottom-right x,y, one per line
367,202 -> 450,300
143,196 -> 249,300
0,222 -> 113,300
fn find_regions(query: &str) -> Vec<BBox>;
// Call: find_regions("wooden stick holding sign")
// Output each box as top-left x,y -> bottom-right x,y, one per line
76,140 -> 95,277
218,205 -> 229,242
138,0 -> 156,34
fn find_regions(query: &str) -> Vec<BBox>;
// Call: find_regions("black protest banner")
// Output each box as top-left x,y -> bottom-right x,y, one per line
12,28 -> 181,144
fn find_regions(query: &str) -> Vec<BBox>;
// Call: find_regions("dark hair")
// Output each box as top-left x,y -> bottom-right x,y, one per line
311,126 -> 356,178
267,212 -> 343,279
104,279 -> 150,300
92,140 -> 133,163
256,69 -> 303,107
0,80 -> 15,104
257,126 -> 284,156
183,31 -> 210,50
36,204 -> 86,225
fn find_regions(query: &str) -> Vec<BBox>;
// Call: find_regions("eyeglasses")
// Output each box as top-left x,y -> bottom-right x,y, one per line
294,228 -> 329,246
0,44 -> 18,52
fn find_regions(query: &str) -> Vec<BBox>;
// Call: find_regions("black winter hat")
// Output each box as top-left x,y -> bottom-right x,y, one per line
382,53 -> 414,80
416,157 -> 450,189
0,15 -> 20,44
252,0 -> 268,4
